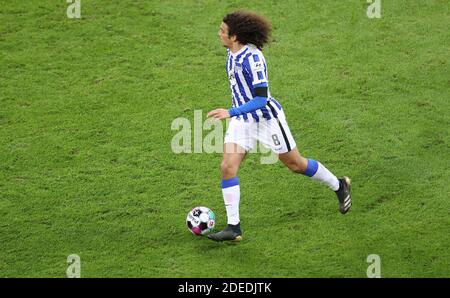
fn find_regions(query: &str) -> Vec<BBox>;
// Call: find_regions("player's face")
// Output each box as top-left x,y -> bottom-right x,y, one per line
218,22 -> 233,48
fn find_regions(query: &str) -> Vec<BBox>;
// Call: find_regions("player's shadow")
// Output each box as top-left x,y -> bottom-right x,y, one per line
196,235 -> 248,250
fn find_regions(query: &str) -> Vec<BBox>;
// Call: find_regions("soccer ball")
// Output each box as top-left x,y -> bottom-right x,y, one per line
186,206 -> 216,235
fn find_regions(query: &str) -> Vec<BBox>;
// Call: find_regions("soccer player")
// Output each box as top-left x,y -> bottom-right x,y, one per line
207,11 -> 351,242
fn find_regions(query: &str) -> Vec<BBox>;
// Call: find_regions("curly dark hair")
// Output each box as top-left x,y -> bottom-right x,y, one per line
223,10 -> 272,50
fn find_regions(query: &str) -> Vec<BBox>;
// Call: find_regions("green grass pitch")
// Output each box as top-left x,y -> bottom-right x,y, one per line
0,0 -> 448,277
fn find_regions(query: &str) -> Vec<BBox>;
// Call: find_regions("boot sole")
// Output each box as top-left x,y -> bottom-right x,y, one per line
340,176 -> 352,214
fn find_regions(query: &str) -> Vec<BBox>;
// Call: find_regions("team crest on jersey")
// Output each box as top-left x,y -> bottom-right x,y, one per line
229,72 -> 237,85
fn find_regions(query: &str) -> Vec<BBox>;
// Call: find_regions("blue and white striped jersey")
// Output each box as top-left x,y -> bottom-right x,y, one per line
226,44 -> 282,122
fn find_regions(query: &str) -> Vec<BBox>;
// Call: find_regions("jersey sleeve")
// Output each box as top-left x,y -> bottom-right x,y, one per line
243,53 -> 268,88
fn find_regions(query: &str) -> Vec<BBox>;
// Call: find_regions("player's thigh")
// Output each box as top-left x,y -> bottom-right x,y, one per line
224,118 -> 256,153
222,142 -> 247,168
257,117 -> 296,155
222,119 -> 252,174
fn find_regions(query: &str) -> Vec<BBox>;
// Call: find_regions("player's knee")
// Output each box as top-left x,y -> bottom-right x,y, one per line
221,160 -> 238,176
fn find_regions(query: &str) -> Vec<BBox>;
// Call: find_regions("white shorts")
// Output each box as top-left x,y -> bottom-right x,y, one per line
224,106 -> 296,154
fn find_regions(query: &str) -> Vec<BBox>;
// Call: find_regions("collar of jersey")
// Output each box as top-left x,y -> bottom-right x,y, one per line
230,44 -> 249,57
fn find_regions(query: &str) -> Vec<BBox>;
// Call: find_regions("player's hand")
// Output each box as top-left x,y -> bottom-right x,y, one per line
207,108 -> 230,120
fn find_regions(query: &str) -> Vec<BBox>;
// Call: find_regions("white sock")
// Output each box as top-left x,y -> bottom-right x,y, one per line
306,159 -> 340,191
221,177 -> 240,225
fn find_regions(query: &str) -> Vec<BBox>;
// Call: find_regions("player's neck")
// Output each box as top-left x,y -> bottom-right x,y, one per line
229,42 -> 246,54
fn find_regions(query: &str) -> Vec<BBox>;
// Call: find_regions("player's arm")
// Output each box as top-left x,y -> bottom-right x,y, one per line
228,87 -> 268,117
207,87 -> 268,120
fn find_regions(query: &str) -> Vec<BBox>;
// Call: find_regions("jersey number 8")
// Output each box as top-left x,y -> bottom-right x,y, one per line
272,134 -> 281,146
